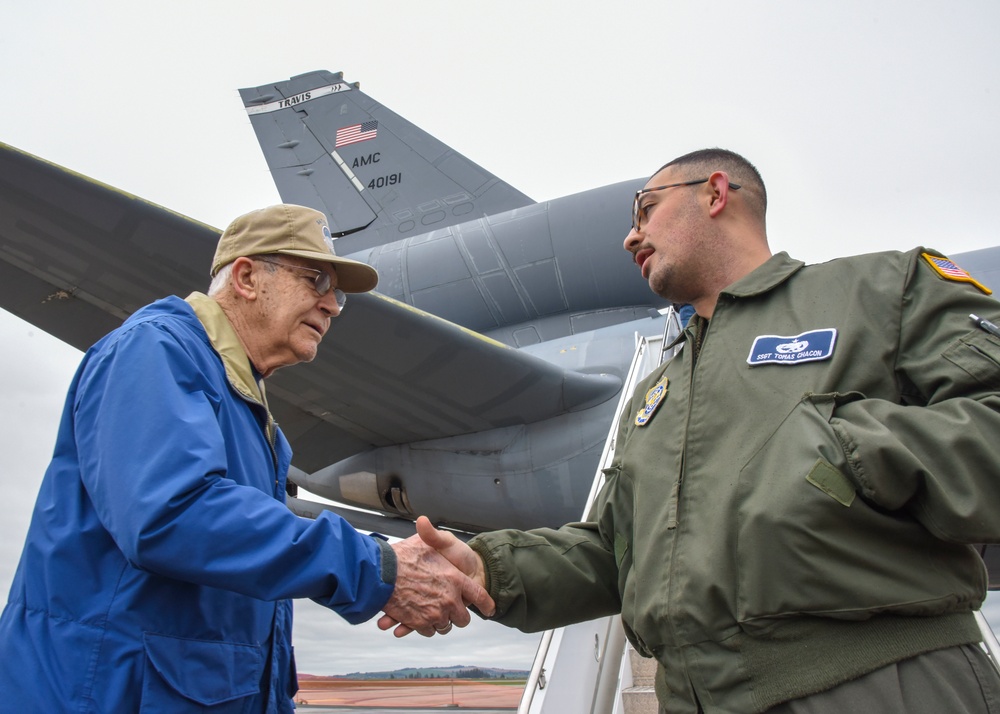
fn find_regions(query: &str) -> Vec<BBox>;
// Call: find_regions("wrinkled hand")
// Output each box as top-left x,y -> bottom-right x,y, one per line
415,516 -> 488,593
379,516 -> 494,638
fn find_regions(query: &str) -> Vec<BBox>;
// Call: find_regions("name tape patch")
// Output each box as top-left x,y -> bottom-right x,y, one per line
747,328 -> 838,366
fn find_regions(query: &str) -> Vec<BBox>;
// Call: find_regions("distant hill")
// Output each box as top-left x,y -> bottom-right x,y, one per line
300,665 -> 529,680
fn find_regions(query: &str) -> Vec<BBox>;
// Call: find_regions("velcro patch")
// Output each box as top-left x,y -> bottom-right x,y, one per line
806,459 -> 855,507
747,329 -> 837,366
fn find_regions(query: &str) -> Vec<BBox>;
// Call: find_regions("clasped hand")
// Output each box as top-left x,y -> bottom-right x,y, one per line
379,516 -> 492,638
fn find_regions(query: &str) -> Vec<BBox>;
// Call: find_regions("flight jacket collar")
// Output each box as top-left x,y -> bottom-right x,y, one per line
669,252 -> 806,351
721,251 -> 805,299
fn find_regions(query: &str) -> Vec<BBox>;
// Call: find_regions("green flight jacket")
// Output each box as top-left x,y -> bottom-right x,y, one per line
470,248 -> 1000,713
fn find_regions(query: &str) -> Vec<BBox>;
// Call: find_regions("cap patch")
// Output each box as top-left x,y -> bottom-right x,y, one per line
921,253 -> 992,295
321,223 -> 336,254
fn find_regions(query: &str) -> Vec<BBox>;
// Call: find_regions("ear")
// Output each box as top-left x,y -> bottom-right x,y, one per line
230,257 -> 260,301
707,171 -> 733,218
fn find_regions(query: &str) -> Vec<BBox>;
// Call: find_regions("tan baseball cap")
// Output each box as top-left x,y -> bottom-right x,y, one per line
211,204 -> 379,293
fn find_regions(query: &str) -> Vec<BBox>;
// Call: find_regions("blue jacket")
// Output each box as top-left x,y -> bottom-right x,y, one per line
0,294 -> 395,713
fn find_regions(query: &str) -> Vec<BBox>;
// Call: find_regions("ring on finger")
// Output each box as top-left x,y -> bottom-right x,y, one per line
434,622 -> 453,634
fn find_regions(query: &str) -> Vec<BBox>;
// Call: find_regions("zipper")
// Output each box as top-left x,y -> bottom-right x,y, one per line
692,317 -> 707,364
667,317 -> 708,529
234,380 -> 281,476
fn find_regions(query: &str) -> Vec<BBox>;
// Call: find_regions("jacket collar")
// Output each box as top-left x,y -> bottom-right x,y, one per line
721,252 -> 804,298
184,292 -> 267,407
667,253 -> 805,352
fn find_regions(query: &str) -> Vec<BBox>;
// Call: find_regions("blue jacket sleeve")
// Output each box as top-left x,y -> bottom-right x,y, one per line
73,320 -> 394,623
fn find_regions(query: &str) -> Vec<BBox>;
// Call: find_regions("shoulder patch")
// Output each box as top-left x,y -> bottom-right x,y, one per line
921,253 -> 992,295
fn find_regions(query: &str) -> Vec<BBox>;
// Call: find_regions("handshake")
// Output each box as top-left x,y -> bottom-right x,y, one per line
378,516 -> 495,638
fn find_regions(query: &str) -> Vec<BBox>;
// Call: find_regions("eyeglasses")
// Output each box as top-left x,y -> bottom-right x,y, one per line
632,178 -> 741,232
255,256 -> 347,309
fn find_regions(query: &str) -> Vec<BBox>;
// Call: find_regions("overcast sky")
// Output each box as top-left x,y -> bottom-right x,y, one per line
2,0 -> 999,677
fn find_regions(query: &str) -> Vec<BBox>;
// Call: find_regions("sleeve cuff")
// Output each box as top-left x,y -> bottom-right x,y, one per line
374,535 -> 397,586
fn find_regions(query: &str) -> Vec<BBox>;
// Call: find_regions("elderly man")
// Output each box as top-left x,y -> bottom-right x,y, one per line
0,204 -> 491,712
399,149 -> 1000,713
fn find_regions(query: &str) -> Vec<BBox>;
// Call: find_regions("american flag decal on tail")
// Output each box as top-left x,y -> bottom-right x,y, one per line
335,121 -> 378,148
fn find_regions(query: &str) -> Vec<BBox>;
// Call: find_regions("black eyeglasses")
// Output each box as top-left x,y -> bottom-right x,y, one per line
255,256 -> 347,309
632,178 -> 741,232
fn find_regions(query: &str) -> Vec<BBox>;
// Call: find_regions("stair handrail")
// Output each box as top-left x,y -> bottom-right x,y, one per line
518,331 -> 663,714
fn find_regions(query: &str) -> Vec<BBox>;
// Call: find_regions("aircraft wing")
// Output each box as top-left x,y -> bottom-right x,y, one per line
0,142 -> 621,473
267,290 -> 621,471
0,142 -> 219,352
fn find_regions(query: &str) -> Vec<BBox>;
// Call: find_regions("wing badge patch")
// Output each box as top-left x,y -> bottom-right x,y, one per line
635,376 -> 669,426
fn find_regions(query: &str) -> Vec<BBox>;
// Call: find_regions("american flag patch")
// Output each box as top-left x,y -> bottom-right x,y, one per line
335,121 -> 378,148
921,253 -> 992,295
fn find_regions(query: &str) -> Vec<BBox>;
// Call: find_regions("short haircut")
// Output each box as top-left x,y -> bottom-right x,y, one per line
206,257 -> 279,296
657,148 -> 767,222
207,263 -> 232,296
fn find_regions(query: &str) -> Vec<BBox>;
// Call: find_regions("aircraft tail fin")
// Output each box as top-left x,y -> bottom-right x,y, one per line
239,70 -> 534,255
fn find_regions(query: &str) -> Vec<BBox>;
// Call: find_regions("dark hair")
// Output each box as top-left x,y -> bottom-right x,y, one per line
657,148 -> 767,221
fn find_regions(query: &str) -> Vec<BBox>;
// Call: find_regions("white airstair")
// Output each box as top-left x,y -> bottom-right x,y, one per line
515,312 -> 679,714
515,310 -> 1000,714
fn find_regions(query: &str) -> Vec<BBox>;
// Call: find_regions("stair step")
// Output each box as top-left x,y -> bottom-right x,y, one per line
629,647 -> 656,687
622,685 -> 659,714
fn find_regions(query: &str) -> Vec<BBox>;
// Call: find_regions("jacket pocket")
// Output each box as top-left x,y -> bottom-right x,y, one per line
944,329 -> 1000,389
735,392 -> 980,635
140,632 -> 263,712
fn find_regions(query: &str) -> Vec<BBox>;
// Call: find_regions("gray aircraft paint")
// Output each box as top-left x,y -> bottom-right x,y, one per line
1,70 -> 998,558
240,70 -> 668,532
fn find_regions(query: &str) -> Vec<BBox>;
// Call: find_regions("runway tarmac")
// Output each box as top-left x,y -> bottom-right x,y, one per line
297,708 -> 513,713
293,678 -> 522,711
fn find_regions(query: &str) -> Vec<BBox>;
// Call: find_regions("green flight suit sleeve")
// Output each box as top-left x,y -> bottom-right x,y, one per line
830,248 -> 1000,543
468,522 -> 621,632
467,406 -> 633,632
